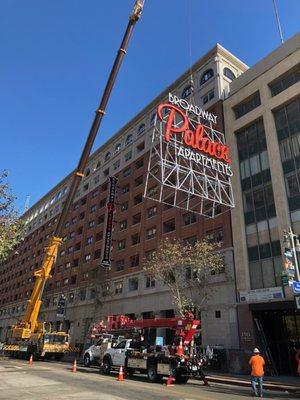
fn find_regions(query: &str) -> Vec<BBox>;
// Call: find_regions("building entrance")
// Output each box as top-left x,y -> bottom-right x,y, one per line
252,304 -> 300,375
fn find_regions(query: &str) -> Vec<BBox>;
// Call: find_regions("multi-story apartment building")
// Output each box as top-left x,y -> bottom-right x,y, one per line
0,44 -> 247,360
224,32 -> 300,374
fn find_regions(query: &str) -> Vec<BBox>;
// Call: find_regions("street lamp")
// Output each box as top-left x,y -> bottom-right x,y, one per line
283,227 -> 300,282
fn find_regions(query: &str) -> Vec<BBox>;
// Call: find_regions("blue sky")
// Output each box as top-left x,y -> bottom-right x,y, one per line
1,0 -> 299,212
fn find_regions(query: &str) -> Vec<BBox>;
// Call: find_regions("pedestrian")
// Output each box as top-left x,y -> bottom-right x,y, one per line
249,348 -> 265,398
295,348 -> 300,377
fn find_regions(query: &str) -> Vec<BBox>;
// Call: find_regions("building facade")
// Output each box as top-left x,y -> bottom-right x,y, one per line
224,32 -> 300,374
0,44 -> 247,358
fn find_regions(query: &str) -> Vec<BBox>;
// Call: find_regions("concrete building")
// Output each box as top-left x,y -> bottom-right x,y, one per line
0,44 -> 247,360
224,32 -> 300,374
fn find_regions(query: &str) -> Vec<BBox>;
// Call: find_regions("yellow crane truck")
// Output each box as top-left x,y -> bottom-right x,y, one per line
3,0 -> 144,360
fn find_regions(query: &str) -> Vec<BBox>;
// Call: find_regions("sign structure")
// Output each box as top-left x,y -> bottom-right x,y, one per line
239,287 -> 284,303
144,93 -> 234,217
101,176 -> 118,268
283,248 -> 296,278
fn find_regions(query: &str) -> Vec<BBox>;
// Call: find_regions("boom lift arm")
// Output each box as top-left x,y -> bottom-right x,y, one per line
12,0 -> 145,340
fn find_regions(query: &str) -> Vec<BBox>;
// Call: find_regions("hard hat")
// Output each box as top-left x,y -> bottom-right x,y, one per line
253,348 -> 260,353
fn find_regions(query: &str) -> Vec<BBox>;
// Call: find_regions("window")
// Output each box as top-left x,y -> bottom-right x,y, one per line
147,186 -> 158,197
113,160 -> 120,170
206,229 -> 223,243
116,259 -> 124,272
121,202 -> 128,212
146,227 -> 156,240
67,246 -> 73,254
182,85 -> 192,99
80,289 -> 86,301
69,231 -> 75,239
223,67 -> 236,81
90,205 -> 97,213
98,215 -> 105,224
115,142 -> 121,153
86,236 -> 93,245
128,277 -> 138,291
132,213 -> 141,225
92,190 -> 99,198
135,176 -> 143,187
130,254 -> 139,268
99,199 -> 106,208
163,219 -> 175,233
121,184 -> 129,194
145,276 -> 155,288
84,254 -> 91,263
88,220 -> 95,228
105,151 -> 111,161
138,124 -> 145,135
147,206 -> 157,218
73,259 -> 79,267
123,167 -> 131,177
85,168 -> 90,177
200,69 -> 214,85
135,158 -> 144,169
94,250 -> 101,259
134,194 -> 143,205
125,134 -> 133,146
118,239 -> 126,250
131,233 -> 140,245
83,183 -> 89,192
115,281 -> 123,295
120,220 -> 127,231
94,175 -> 100,184
233,91 -> 261,119
125,151 -> 132,162
77,226 -> 83,235
103,168 -> 109,177
202,89 -> 214,104
150,112 -> 156,126
183,213 -> 197,225
96,231 -> 103,241
136,141 -> 145,152
269,65 -> 300,96
71,217 -> 77,224
215,310 -> 221,318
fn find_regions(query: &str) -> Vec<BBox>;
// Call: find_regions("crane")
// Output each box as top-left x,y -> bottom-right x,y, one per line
5,0 -> 145,360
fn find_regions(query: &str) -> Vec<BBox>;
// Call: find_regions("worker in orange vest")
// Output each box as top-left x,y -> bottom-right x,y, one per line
249,348 -> 265,398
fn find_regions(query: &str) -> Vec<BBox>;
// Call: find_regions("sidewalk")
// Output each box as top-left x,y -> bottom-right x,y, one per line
206,371 -> 300,394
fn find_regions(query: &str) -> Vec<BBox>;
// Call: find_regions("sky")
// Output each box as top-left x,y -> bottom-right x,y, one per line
1,0 -> 299,212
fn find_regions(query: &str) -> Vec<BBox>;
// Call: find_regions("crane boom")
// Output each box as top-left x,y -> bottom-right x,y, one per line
11,0 -> 145,341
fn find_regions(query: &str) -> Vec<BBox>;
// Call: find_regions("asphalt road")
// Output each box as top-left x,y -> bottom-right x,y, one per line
0,358 -> 296,400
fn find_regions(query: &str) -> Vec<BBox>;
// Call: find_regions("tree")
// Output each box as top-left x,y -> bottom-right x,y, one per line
0,170 -> 25,261
143,237 -> 225,317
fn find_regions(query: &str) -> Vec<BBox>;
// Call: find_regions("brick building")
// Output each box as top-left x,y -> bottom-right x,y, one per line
0,44 -> 247,354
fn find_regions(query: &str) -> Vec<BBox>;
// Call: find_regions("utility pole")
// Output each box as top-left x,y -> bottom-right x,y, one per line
283,227 -> 300,282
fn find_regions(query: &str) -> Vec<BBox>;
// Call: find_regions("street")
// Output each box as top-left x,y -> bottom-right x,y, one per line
0,358 -> 296,400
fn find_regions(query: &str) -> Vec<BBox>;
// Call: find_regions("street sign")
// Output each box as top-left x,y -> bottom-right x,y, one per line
281,275 -> 289,286
291,280 -> 300,295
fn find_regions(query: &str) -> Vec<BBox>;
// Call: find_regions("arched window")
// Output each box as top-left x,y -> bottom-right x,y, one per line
105,151 -> 111,161
138,123 -> 145,135
150,112 -> 156,126
85,168 -> 90,177
182,85 -> 192,99
125,134 -> 133,146
115,143 -> 121,153
200,69 -> 214,85
223,67 -> 236,81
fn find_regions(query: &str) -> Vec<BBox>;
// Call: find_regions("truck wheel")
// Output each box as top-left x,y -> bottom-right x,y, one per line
83,354 -> 91,367
102,357 -> 111,375
174,375 -> 189,384
147,365 -> 162,383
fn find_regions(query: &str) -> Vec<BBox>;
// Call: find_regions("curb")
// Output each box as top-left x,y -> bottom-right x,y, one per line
206,376 -> 300,394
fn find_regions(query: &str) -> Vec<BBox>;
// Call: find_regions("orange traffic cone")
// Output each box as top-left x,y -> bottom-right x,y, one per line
28,355 -> 33,365
166,374 -> 175,386
72,359 -> 77,373
176,337 -> 184,356
117,365 -> 124,381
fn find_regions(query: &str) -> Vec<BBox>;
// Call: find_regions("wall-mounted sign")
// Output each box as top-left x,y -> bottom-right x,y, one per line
283,248 -> 296,278
290,280 -> 300,295
101,176 -> 118,268
56,294 -> 66,318
239,287 -> 284,303
144,93 -> 234,217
